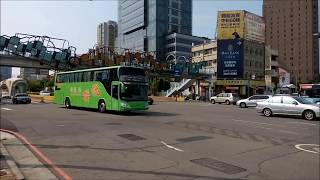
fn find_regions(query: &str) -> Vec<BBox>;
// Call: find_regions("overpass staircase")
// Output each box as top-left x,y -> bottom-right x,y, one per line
165,78 -> 196,97
0,33 -> 78,70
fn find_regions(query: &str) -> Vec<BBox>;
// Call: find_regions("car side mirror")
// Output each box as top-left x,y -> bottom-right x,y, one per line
293,101 -> 298,105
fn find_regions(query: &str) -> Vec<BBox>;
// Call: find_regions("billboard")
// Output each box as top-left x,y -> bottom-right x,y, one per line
217,39 -> 244,79
217,11 -> 245,40
244,11 -> 265,43
278,68 -> 290,87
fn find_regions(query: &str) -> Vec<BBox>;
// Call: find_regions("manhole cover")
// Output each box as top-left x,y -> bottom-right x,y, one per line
107,123 -> 122,125
118,134 -> 146,141
190,158 -> 246,174
176,136 -> 212,143
72,113 -> 87,116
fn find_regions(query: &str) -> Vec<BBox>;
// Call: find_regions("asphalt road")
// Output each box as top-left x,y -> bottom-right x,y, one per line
1,101 -> 319,180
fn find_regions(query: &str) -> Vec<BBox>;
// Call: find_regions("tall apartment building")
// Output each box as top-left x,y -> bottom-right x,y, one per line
0,67 -> 12,81
118,0 -> 192,60
97,21 -> 118,48
263,0 -> 319,83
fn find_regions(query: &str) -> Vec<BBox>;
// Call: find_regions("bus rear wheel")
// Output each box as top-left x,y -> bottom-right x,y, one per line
98,100 -> 106,113
65,98 -> 71,109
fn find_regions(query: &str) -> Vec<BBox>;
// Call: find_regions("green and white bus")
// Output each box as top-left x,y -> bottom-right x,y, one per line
54,66 -> 149,112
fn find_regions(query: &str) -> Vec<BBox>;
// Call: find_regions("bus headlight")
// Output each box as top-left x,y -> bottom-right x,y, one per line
121,102 -> 128,108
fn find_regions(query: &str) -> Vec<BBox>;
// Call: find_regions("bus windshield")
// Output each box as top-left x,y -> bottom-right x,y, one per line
120,83 -> 148,101
119,67 -> 146,82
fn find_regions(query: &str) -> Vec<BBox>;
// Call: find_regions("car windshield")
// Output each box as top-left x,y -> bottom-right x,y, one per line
15,94 -> 28,97
292,97 -> 313,104
120,84 -> 148,101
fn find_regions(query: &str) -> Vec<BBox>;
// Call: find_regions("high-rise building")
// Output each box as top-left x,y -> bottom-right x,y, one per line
0,67 -> 12,81
118,0 -> 192,60
97,21 -> 118,48
263,0 -> 319,83
20,68 -> 49,80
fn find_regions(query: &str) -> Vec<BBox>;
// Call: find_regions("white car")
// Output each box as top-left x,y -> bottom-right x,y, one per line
236,95 -> 272,108
210,93 -> 239,105
39,91 -> 51,96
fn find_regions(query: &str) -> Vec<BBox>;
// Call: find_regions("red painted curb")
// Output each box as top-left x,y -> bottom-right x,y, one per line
0,129 -> 72,180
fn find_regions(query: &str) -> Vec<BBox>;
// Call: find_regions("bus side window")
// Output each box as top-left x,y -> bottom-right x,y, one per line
69,73 -> 74,82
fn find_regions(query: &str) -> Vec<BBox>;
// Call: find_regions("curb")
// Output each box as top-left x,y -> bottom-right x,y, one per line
0,142 -> 24,180
0,129 -> 71,180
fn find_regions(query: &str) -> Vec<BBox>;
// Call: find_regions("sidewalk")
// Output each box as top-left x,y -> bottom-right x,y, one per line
0,131 -> 58,180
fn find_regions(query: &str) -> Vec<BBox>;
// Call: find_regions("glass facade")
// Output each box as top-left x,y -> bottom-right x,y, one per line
118,0 -> 192,61
0,67 -> 12,81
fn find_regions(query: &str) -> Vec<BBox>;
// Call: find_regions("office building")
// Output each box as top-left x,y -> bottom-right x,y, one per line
265,46 -> 279,94
216,10 -> 266,97
0,67 -> 12,81
20,68 -> 49,80
118,0 -> 192,60
166,33 -> 209,63
263,0 -> 319,83
97,21 -> 118,48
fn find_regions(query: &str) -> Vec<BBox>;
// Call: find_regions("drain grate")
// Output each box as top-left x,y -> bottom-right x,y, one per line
72,113 -> 87,116
107,123 -> 122,125
190,158 -> 246,174
118,134 -> 146,141
176,136 -> 212,143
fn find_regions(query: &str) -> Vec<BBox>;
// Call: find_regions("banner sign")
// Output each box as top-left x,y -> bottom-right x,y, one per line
217,39 -> 244,79
244,11 -> 265,43
217,11 -> 245,40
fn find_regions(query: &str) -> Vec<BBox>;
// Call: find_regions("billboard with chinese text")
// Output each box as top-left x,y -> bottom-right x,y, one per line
217,11 -> 245,40
217,39 -> 244,79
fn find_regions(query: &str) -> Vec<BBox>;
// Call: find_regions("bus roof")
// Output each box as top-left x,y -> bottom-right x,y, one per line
55,66 -> 144,75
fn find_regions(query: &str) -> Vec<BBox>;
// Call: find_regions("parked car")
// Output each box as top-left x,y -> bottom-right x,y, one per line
256,95 -> 320,120
148,97 -> 154,105
236,95 -> 272,108
210,93 -> 239,105
12,93 -> 31,104
39,90 -> 51,96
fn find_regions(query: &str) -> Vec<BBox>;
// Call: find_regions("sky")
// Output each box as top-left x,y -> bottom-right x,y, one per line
1,0 -> 263,76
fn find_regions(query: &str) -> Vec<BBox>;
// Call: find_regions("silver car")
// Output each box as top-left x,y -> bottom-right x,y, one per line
256,96 -> 320,120
236,95 -> 272,108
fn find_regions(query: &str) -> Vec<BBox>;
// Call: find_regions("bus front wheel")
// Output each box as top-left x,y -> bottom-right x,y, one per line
98,100 -> 106,113
65,98 -> 71,109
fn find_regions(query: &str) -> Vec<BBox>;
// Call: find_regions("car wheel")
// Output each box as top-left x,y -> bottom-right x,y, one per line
303,110 -> 315,121
225,100 -> 230,105
98,100 -> 106,113
64,98 -> 71,109
211,99 -> 215,104
240,102 -> 246,108
263,108 -> 272,117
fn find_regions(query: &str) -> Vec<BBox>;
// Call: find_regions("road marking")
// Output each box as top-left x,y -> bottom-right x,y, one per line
295,144 -> 320,154
56,125 -> 65,127
232,119 -> 284,127
287,122 -> 318,126
161,141 -> 183,152
1,108 -> 12,111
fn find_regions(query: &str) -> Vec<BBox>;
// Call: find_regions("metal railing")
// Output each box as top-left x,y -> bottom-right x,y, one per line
165,79 -> 193,97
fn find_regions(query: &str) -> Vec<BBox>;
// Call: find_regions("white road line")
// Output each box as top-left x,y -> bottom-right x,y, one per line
287,122 -> 318,126
1,108 -> 12,111
295,144 -> 320,154
232,119 -> 284,127
161,141 -> 183,152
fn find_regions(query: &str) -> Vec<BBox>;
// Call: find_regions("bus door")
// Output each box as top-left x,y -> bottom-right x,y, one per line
111,82 -> 120,110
